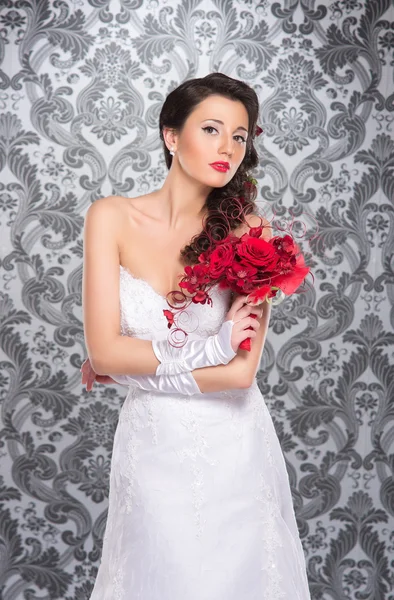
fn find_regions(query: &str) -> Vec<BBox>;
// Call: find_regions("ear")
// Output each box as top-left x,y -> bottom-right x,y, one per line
162,127 -> 178,152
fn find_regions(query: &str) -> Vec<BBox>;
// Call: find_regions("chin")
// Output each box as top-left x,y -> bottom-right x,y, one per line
186,167 -> 230,189
202,172 -> 231,188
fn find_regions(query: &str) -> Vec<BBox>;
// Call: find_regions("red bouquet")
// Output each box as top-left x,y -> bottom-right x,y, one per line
164,219 -> 310,351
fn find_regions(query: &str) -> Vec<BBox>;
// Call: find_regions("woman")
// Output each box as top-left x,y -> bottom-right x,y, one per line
82,73 -> 311,600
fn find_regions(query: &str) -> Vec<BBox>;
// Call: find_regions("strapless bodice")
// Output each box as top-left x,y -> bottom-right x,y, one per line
119,265 -> 233,341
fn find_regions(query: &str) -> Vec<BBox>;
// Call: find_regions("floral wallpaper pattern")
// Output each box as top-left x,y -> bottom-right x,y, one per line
0,0 -> 393,598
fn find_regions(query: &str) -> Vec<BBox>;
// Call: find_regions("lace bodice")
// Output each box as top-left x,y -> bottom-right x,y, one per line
119,265 -> 233,341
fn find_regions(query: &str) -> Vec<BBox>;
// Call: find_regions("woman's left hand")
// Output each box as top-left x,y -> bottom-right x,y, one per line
80,357 -> 117,391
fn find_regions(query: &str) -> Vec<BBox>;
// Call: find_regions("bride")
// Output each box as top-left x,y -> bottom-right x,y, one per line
81,72 -> 311,600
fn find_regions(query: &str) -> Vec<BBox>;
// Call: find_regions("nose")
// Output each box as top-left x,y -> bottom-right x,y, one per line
218,134 -> 234,157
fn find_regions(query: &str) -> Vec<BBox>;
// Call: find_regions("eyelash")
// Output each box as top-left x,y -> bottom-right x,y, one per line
202,126 -> 247,144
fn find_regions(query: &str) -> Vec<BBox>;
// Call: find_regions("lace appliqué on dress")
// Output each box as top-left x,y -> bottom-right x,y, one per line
251,385 -> 274,467
121,387 -> 145,515
175,397 -> 219,539
256,473 -> 286,600
119,266 -> 169,338
113,567 -> 124,600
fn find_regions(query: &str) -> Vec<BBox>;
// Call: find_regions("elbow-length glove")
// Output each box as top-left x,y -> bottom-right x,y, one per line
110,319 -> 237,396
110,370 -> 202,397
151,319 -> 236,375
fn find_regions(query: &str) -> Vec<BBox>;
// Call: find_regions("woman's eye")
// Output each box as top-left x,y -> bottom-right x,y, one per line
202,126 -> 217,134
202,127 -> 246,144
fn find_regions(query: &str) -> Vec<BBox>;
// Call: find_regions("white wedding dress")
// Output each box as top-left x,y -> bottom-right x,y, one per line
89,265 -> 311,600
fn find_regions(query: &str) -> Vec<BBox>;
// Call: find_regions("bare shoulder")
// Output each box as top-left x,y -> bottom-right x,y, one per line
85,193 -> 156,230
85,195 -> 131,219
233,213 -> 273,241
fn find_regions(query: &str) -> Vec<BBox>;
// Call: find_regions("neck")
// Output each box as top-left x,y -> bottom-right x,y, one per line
155,162 -> 213,230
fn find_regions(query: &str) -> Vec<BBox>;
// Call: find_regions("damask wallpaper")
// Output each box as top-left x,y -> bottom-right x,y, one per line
0,0 -> 393,598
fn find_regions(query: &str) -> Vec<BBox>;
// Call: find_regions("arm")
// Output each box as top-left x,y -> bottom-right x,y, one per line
82,198 -> 161,376
110,353 -> 248,395
191,355 -> 248,392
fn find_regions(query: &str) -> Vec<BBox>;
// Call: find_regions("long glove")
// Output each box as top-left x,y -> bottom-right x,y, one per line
152,319 -> 236,376
110,370 -> 202,396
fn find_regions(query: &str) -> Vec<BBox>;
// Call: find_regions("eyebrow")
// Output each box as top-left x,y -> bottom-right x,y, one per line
202,119 -> 248,134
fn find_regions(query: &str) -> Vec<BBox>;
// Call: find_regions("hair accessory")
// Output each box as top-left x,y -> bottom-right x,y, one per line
255,125 -> 263,137
170,147 -> 175,156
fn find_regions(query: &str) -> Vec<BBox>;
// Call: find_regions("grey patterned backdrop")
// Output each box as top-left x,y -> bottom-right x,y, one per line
0,0 -> 393,598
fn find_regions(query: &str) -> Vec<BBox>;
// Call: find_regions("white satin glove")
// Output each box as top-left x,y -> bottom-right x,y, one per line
152,319 -> 236,376
110,370 -> 202,396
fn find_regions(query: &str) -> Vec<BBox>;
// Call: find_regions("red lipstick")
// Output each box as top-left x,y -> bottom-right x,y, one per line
209,161 -> 230,172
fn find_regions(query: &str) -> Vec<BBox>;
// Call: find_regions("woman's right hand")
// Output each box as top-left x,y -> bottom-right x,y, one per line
80,357 -> 118,391
225,294 -> 262,353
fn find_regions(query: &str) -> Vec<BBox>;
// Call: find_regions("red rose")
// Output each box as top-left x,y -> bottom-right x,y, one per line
236,236 -> 279,271
209,242 -> 235,278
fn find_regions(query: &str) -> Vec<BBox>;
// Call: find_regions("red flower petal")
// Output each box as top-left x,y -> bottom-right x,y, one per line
163,309 -> 175,327
272,256 -> 310,295
246,285 -> 272,305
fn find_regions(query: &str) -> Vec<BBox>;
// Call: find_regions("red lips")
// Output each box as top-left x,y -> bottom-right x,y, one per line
209,162 -> 230,172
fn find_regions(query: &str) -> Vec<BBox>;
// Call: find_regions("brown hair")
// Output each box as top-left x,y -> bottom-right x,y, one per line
159,72 -> 260,265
